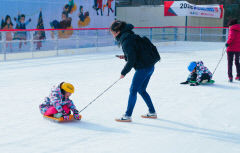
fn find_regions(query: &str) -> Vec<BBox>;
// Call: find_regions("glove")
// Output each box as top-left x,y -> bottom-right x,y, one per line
62,110 -> 70,120
116,55 -> 125,59
190,82 -> 199,86
14,17 -> 17,21
73,109 -> 80,120
225,43 -> 229,47
180,81 -> 189,84
29,18 -> 31,22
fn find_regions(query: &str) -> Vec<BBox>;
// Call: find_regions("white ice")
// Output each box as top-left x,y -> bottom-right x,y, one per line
0,41 -> 240,153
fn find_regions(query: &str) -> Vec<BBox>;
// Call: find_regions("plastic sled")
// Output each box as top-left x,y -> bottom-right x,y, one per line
43,114 -> 81,122
50,26 -> 74,39
78,17 -> 90,27
58,26 -> 74,39
190,80 -> 215,85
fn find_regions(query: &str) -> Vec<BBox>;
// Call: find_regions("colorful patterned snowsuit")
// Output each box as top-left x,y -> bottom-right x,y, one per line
39,84 -> 78,115
187,61 -> 213,83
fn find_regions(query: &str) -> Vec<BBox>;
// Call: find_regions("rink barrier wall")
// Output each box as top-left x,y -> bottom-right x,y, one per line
0,42 -> 178,61
0,26 -> 227,32
0,41 -> 222,61
0,45 -> 122,61
0,26 -> 229,61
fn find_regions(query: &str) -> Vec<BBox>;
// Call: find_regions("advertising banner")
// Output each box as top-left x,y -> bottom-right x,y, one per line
0,0 -> 115,29
164,1 -> 223,18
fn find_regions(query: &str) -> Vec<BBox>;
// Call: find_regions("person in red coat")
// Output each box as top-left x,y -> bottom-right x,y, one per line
107,0 -> 114,16
96,0 -> 103,16
226,18 -> 240,82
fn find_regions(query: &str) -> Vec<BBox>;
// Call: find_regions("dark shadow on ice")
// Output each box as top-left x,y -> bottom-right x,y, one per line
61,121 -> 129,133
132,118 -> 240,144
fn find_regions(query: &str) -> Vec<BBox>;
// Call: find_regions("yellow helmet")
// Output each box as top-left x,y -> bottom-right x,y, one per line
61,82 -> 74,94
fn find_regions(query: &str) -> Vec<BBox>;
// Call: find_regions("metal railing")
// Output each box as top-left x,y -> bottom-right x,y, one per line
0,26 -> 228,61
134,26 -> 228,43
116,0 -> 240,6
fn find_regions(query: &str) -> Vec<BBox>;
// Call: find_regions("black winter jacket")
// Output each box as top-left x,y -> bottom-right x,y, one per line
116,24 -> 156,76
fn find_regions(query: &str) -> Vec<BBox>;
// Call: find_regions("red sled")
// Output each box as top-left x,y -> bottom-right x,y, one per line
43,114 -> 82,122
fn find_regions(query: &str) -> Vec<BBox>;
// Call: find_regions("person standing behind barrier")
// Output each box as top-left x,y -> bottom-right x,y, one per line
107,0 -> 114,16
0,18 -> 3,41
225,18 -> 240,82
2,15 -> 13,51
96,0 -> 103,16
14,14 -> 31,50
110,20 -> 158,122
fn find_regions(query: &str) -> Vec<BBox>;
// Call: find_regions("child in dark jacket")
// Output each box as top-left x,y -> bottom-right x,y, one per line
63,0 -> 75,15
79,6 -> 85,22
14,14 -> 31,49
50,11 -> 72,29
181,61 -> 213,86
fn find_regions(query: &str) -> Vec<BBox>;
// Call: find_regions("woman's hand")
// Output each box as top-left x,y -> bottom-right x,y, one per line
120,75 -> 125,79
116,55 -> 125,59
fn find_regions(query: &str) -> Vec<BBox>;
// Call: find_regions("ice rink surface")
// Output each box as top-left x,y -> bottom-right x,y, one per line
0,42 -> 240,153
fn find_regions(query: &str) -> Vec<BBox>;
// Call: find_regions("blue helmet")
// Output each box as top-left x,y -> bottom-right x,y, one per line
188,62 -> 197,72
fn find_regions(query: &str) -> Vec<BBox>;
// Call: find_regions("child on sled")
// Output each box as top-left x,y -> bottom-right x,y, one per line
180,61 -> 213,86
39,82 -> 80,120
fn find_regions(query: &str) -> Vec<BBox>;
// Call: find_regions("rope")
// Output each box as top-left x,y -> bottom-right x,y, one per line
212,47 -> 226,76
79,78 -> 120,113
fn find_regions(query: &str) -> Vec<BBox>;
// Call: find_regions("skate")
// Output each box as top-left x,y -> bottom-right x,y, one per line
115,114 -> 132,122
141,112 -> 157,119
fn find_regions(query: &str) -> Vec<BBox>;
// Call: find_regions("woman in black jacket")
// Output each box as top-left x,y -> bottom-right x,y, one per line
110,20 -> 157,122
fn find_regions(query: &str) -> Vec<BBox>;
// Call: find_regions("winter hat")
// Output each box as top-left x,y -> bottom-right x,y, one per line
61,82 -> 74,94
227,18 -> 238,27
188,62 -> 197,72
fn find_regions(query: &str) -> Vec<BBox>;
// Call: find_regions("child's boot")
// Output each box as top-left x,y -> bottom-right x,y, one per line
53,113 -> 62,118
